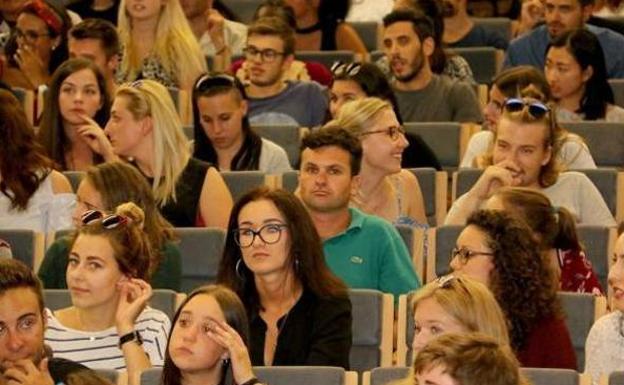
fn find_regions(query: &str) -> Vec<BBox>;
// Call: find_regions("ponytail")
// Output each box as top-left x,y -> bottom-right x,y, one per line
552,206 -> 582,252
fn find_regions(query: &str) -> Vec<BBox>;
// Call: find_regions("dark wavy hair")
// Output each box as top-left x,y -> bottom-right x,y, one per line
0,89 -> 54,211
38,58 -> 111,170
192,73 -> 262,171
466,210 -> 561,352
217,187 -> 348,313
161,285 -> 249,385
547,28 -> 614,120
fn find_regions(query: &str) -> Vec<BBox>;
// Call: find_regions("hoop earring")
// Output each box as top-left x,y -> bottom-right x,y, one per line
235,258 -> 245,279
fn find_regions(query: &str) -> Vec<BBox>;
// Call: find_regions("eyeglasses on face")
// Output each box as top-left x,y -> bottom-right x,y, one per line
15,28 -> 50,41
81,210 -> 128,229
450,247 -> 494,264
359,126 -> 406,141
234,223 -> 289,248
243,46 -> 285,63
503,98 -> 550,119
194,73 -> 238,92
330,61 -> 362,77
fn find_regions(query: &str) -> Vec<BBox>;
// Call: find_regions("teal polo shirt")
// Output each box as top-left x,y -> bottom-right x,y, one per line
322,208 -> 421,301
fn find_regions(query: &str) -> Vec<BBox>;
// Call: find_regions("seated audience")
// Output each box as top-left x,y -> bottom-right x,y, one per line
217,187 -> 352,368
503,0 -> 624,78
386,0 -> 476,85
44,203 -> 170,385
461,66 -> 596,169
1,0 -> 70,90
116,0 -> 206,92
439,0 -> 508,49
181,0 -> 246,71
68,19 -> 119,96
409,333 -> 528,385
329,61 -> 441,169
485,187 -> 603,295
452,210 -> 577,369
67,0 -> 118,25
192,73 -> 291,173
446,96 -> 614,226
333,97 -> 427,226
410,275 -> 509,353
382,9 -> 482,123
545,28 -> 624,122
298,126 -> 421,299
88,79 -> 233,227
0,89 -> 74,232
285,0 -> 367,58
38,161 -> 181,291
241,16 -> 328,127
585,229 -> 624,383
0,258 -> 109,385
37,58 -> 111,171
161,285 -> 262,385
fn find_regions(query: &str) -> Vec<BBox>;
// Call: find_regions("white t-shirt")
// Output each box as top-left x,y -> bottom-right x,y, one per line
585,311 -> 624,385
259,138 -> 292,174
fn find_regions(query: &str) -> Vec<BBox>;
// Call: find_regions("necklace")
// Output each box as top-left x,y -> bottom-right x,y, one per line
296,21 -> 322,34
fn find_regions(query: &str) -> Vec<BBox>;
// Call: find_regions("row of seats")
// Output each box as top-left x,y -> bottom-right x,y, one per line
41,287 -> 605,372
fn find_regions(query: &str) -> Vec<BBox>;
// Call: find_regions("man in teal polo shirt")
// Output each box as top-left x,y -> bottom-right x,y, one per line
298,125 -> 421,300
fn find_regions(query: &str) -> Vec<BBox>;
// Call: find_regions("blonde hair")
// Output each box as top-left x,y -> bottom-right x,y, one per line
115,80 -> 190,206
117,0 -> 206,88
334,97 -> 393,135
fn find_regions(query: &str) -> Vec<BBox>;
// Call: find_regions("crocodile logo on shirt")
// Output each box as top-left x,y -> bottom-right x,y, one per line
350,256 -> 363,264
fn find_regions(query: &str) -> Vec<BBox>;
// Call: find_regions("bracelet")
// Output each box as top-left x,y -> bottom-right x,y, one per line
239,377 -> 260,385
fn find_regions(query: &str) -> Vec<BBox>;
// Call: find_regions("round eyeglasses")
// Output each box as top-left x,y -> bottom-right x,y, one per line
234,223 -> 289,248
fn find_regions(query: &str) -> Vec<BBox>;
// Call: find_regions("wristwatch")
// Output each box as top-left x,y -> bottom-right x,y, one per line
118,330 -> 143,348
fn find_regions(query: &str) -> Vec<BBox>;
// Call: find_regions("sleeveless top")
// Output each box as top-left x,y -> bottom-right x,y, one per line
135,158 -> 211,227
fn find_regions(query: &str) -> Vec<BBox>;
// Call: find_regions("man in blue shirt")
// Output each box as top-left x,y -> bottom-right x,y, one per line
297,125 -> 421,301
504,0 -> 624,78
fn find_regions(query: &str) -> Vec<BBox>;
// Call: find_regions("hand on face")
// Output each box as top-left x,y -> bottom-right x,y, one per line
115,278 -> 152,334
3,358 -> 53,385
206,9 -> 225,46
206,320 -> 255,385
520,0 -> 545,28
75,114 -> 117,161
471,161 -> 523,200
13,44 -> 47,87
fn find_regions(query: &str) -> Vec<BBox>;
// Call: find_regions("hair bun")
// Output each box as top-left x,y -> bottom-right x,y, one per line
115,202 -> 145,228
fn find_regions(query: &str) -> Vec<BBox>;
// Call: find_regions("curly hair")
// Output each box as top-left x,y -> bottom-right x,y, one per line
466,210 -> 561,352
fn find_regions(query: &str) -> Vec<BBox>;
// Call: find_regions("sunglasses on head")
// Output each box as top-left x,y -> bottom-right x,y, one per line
81,210 -> 128,229
194,73 -> 238,92
331,61 -> 362,78
503,98 -> 550,119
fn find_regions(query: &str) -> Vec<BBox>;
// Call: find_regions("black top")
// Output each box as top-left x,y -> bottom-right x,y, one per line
402,133 -> 442,170
67,0 -> 119,25
136,158 -> 211,227
248,289 -> 352,369
321,20 -> 339,51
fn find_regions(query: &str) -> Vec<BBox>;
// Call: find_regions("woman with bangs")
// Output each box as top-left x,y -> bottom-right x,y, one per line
446,95 -> 614,227
116,0 -> 206,93
85,79 -> 233,227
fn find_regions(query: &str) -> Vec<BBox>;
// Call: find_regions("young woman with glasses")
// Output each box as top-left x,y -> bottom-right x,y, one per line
160,284 -> 264,385
192,73 -> 292,173
333,97 -> 427,226
38,161 -> 181,291
217,187 -> 352,368
450,209 -> 577,369
461,65 -> 596,169
585,230 -> 624,384
44,202 -> 170,385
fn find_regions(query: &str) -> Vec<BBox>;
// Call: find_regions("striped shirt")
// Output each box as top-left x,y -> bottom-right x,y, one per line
44,307 -> 170,371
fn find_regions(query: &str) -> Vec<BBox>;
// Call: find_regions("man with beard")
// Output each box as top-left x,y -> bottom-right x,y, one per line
0,259 -> 90,385
441,0 -> 508,49
242,16 -> 328,127
382,9 -> 482,123
504,0 -> 624,78
297,125 -> 421,300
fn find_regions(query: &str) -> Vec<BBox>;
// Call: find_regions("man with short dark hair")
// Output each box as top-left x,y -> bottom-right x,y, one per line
382,9 -> 482,123
68,18 -> 119,95
504,0 -> 624,78
242,16 -> 328,127
0,259 -> 89,385
298,125 -> 421,299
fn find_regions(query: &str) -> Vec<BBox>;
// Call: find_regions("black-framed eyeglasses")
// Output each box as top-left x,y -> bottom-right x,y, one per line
504,98 -> 550,119
450,247 -> 494,264
15,28 -> 50,41
234,223 -> 289,248
331,61 -> 362,77
81,210 -> 128,229
195,73 -> 237,91
243,46 -> 285,63
359,126 -> 406,141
